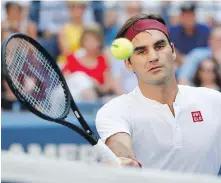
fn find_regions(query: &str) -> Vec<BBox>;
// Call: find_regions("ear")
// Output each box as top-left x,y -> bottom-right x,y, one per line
170,43 -> 176,61
124,59 -> 134,72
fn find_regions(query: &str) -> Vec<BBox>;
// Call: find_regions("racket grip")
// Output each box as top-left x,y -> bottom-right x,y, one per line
93,139 -> 121,164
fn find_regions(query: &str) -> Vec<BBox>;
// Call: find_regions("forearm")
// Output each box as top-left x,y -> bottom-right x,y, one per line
58,31 -> 71,55
105,139 -> 142,168
106,139 -> 136,159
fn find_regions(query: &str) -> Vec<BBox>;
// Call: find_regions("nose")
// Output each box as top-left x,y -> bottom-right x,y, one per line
148,49 -> 159,63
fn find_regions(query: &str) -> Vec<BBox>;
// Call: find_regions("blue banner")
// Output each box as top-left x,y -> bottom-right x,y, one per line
2,112 -> 101,162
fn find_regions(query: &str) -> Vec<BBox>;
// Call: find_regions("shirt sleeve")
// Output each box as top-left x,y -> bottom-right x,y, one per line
202,88 -> 221,169
95,103 -> 132,142
206,88 -> 221,109
216,91 -> 221,167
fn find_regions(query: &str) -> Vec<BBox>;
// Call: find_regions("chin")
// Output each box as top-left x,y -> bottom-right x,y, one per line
147,79 -> 167,85
145,75 -> 171,85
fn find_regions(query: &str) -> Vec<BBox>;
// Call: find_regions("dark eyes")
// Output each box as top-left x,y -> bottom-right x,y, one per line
155,44 -> 165,50
137,44 -> 165,55
138,50 -> 147,55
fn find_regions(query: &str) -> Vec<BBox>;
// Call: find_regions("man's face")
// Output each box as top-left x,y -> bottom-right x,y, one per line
8,5 -> 22,21
69,3 -> 86,19
180,11 -> 196,29
82,33 -> 102,53
210,28 -> 221,52
126,2 -> 142,19
125,30 -> 176,85
104,9 -> 118,28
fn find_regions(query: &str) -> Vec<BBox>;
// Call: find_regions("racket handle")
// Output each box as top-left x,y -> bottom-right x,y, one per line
93,139 -> 121,164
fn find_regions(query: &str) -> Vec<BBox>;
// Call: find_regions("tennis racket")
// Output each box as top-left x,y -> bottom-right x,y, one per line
1,33 -> 120,163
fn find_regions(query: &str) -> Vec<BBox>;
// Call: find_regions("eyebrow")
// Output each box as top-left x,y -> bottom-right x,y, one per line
134,39 -> 167,52
134,46 -> 146,52
154,39 -> 167,46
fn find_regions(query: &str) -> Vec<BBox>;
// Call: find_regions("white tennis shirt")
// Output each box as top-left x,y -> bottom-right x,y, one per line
96,85 -> 221,175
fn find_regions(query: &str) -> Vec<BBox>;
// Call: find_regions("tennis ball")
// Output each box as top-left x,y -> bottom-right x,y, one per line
111,38 -> 134,60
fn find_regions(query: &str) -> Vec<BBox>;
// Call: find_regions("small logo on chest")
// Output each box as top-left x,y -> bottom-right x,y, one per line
191,111 -> 203,122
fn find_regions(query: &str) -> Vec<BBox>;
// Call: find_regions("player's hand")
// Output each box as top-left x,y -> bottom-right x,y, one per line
104,157 -> 142,168
119,157 -> 142,167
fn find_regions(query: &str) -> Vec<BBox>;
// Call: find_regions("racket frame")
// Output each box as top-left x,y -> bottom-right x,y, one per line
1,33 -> 98,145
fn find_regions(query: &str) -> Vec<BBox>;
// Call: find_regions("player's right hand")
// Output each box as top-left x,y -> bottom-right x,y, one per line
119,157 -> 142,168
104,157 -> 142,168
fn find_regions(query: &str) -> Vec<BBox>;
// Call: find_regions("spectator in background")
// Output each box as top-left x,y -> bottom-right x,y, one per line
37,1 -> 69,38
192,58 -> 221,91
160,1 -> 171,27
111,58 -> 138,94
57,1 -> 87,66
167,1 -> 182,26
30,1 -> 94,61
1,1 -> 37,110
119,1 -> 142,25
28,1 -> 41,27
104,7 -> 119,46
90,1 -> 105,29
1,77 -> 17,110
103,4 -> 138,94
178,26 -> 221,85
32,1 -> 70,61
62,25 -> 117,102
169,3 -> 210,64
1,1 -> 37,40
125,1 -> 142,19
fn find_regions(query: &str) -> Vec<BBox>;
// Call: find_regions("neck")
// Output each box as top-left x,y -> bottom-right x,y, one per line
201,82 -> 217,88
139,76 -> 178,106
86,52 -> 99,58
7,17 -> 20,22
72,18 -> 82,25
183,26 -> 195,36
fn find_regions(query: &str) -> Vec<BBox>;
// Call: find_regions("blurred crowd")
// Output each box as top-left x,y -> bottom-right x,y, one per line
1,0 -> 221,111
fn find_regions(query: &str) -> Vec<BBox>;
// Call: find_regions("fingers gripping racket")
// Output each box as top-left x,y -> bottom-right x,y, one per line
2,33 -> 120,163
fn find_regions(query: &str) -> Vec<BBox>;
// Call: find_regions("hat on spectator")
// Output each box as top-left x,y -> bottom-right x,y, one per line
180,3 -> 196,12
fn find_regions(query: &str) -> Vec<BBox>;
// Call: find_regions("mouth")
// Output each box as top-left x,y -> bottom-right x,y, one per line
149,66 -> 163,72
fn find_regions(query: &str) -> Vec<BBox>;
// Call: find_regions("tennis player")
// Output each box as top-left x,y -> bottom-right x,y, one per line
95,14 -> 221,175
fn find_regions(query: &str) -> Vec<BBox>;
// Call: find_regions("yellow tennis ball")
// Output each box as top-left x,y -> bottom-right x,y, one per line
111,38 -> 134,60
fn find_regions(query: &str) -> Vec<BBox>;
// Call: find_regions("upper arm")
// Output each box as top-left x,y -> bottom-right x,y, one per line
58,24 -> 70,54
95,103 -> 135,158
1,21 -> 11,40
26,21 -> 37,39
95,105 -> 131,142
58,26 -> 65,47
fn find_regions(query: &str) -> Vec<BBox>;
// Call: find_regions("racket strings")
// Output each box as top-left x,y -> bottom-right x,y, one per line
5,38 -> 68,118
